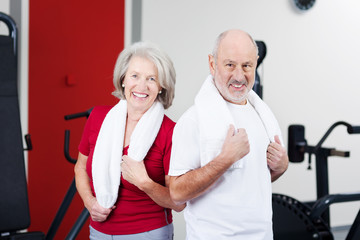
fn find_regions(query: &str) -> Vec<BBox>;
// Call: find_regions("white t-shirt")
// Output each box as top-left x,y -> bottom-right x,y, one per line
169,101 -> 273,240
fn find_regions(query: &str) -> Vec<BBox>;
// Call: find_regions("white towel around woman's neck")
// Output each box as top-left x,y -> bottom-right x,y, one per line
195,75 -> 283,168
92,100 -> 164,208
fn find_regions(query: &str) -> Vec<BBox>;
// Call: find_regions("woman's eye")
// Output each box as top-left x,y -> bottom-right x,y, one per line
149,77 -> 156,81
131,74 -> 137,78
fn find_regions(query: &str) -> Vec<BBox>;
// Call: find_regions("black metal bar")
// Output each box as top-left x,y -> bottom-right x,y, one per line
347,126 -> 360,134
24,134 -> 32,151
65,208 -> 89,240
45,179 -> 77,240
64,108 -> 93,121
0,11 -> 17,57
313,121 -> 351,153
315,149 -> 332,199
346,208 -> 360,240
310,193 -> 360,220
315,148 -> 331,224
44,108 -> 94,239
64,130 -> 77,164
330,149 -> 350,157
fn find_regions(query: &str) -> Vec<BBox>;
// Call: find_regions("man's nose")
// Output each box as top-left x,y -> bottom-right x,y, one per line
233,67 -> 245,80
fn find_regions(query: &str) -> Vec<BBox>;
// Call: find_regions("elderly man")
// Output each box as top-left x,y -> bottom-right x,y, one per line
169,29 -> 288,240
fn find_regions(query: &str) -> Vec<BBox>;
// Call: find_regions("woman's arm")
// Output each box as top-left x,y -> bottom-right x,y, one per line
121,155 -> 186,212
74,152 -> 114,221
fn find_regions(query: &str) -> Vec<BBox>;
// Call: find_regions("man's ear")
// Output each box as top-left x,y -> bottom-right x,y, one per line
208,54 -> 216,76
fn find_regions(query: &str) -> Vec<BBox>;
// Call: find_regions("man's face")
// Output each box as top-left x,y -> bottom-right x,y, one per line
209,32 -> 258,105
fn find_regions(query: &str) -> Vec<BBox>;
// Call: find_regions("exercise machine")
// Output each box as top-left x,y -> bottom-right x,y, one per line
44,108 -> 92,240
54,108 -> 93,240
254,40 -> 266,99
0,11 -> 90,239
273,121 -> 360,240
0,11 -> 44,240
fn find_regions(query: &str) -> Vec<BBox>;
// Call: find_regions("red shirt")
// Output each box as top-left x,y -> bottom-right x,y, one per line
78,105 -> 175,235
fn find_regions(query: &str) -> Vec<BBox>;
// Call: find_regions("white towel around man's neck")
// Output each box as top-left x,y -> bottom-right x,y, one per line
195,75 -> 283,168
92,100 -> 164,208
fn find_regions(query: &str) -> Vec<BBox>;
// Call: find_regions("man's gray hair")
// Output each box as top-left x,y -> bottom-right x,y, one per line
211,30 -> 259,62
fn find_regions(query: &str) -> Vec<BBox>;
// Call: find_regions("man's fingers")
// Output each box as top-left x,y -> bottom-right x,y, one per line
274,135 -> 281,145
228,124 -> 235,136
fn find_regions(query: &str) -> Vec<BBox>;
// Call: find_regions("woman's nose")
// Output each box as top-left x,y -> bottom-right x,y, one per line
137,77 -> 148,89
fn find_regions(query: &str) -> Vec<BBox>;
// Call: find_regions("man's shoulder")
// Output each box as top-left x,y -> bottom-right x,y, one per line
173,105 -> 199,135
177,105 -> 198,123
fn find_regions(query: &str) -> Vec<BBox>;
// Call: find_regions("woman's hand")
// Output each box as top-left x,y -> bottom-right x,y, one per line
121,156 -> 186,212
121,155 -> 152,190
86,196 -> 115,222
75,152 -> 115,222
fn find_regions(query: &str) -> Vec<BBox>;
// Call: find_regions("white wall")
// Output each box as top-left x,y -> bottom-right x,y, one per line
140,0 -> 360,237
0,1 -> 10,33
2,0 -> 360,237
18,0 -> 29,153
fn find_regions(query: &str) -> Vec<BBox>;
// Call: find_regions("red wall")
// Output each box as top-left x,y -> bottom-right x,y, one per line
28,1 -> 124,239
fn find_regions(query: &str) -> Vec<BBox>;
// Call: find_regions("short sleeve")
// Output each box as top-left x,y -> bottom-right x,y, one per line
168,107 -> 201,176
162,121 -> 175,175
78,112 -> 94,156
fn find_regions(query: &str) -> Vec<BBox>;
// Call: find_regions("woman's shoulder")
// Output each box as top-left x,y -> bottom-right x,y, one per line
162,114 -> 176,130
152,115 -> 175,149
155,115 -> 175,141
86,105 -> 114,130
89,105 -> 113,119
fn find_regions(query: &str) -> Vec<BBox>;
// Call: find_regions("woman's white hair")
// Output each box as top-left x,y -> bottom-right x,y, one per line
112,42 -> 176,109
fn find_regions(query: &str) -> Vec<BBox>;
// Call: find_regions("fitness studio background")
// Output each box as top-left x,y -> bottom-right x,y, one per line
1,0 -> 360,240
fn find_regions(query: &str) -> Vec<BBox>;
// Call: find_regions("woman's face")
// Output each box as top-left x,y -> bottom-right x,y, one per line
123,56 -> 161,114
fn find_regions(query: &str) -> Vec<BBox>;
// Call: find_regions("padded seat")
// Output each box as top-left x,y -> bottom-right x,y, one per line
0,12 -> 45,240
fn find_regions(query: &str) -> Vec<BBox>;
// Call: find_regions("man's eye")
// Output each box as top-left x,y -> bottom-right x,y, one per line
226,63 -> 234,67
243,64 -> 253,71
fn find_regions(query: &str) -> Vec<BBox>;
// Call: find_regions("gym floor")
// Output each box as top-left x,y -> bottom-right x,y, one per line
332,225 -> 350,240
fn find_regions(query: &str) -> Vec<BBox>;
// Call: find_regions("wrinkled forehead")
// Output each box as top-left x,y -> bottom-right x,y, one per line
218,36 -> 257,62
127,56 -> 158,75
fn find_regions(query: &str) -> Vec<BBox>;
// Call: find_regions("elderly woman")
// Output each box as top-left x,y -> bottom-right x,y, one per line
74,42 -> 185,240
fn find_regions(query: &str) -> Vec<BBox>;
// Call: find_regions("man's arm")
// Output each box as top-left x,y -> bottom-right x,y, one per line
267,135 -> 289,182
169,125 -> 250,205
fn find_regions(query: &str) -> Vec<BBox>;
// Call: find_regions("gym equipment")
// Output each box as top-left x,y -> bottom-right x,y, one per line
0,12 -> 44,240
51,108 -> 92,240
273,121 -> 360,240
0,12 -> 90,239
254,40 -> 266,99
44,108 -> 92,240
